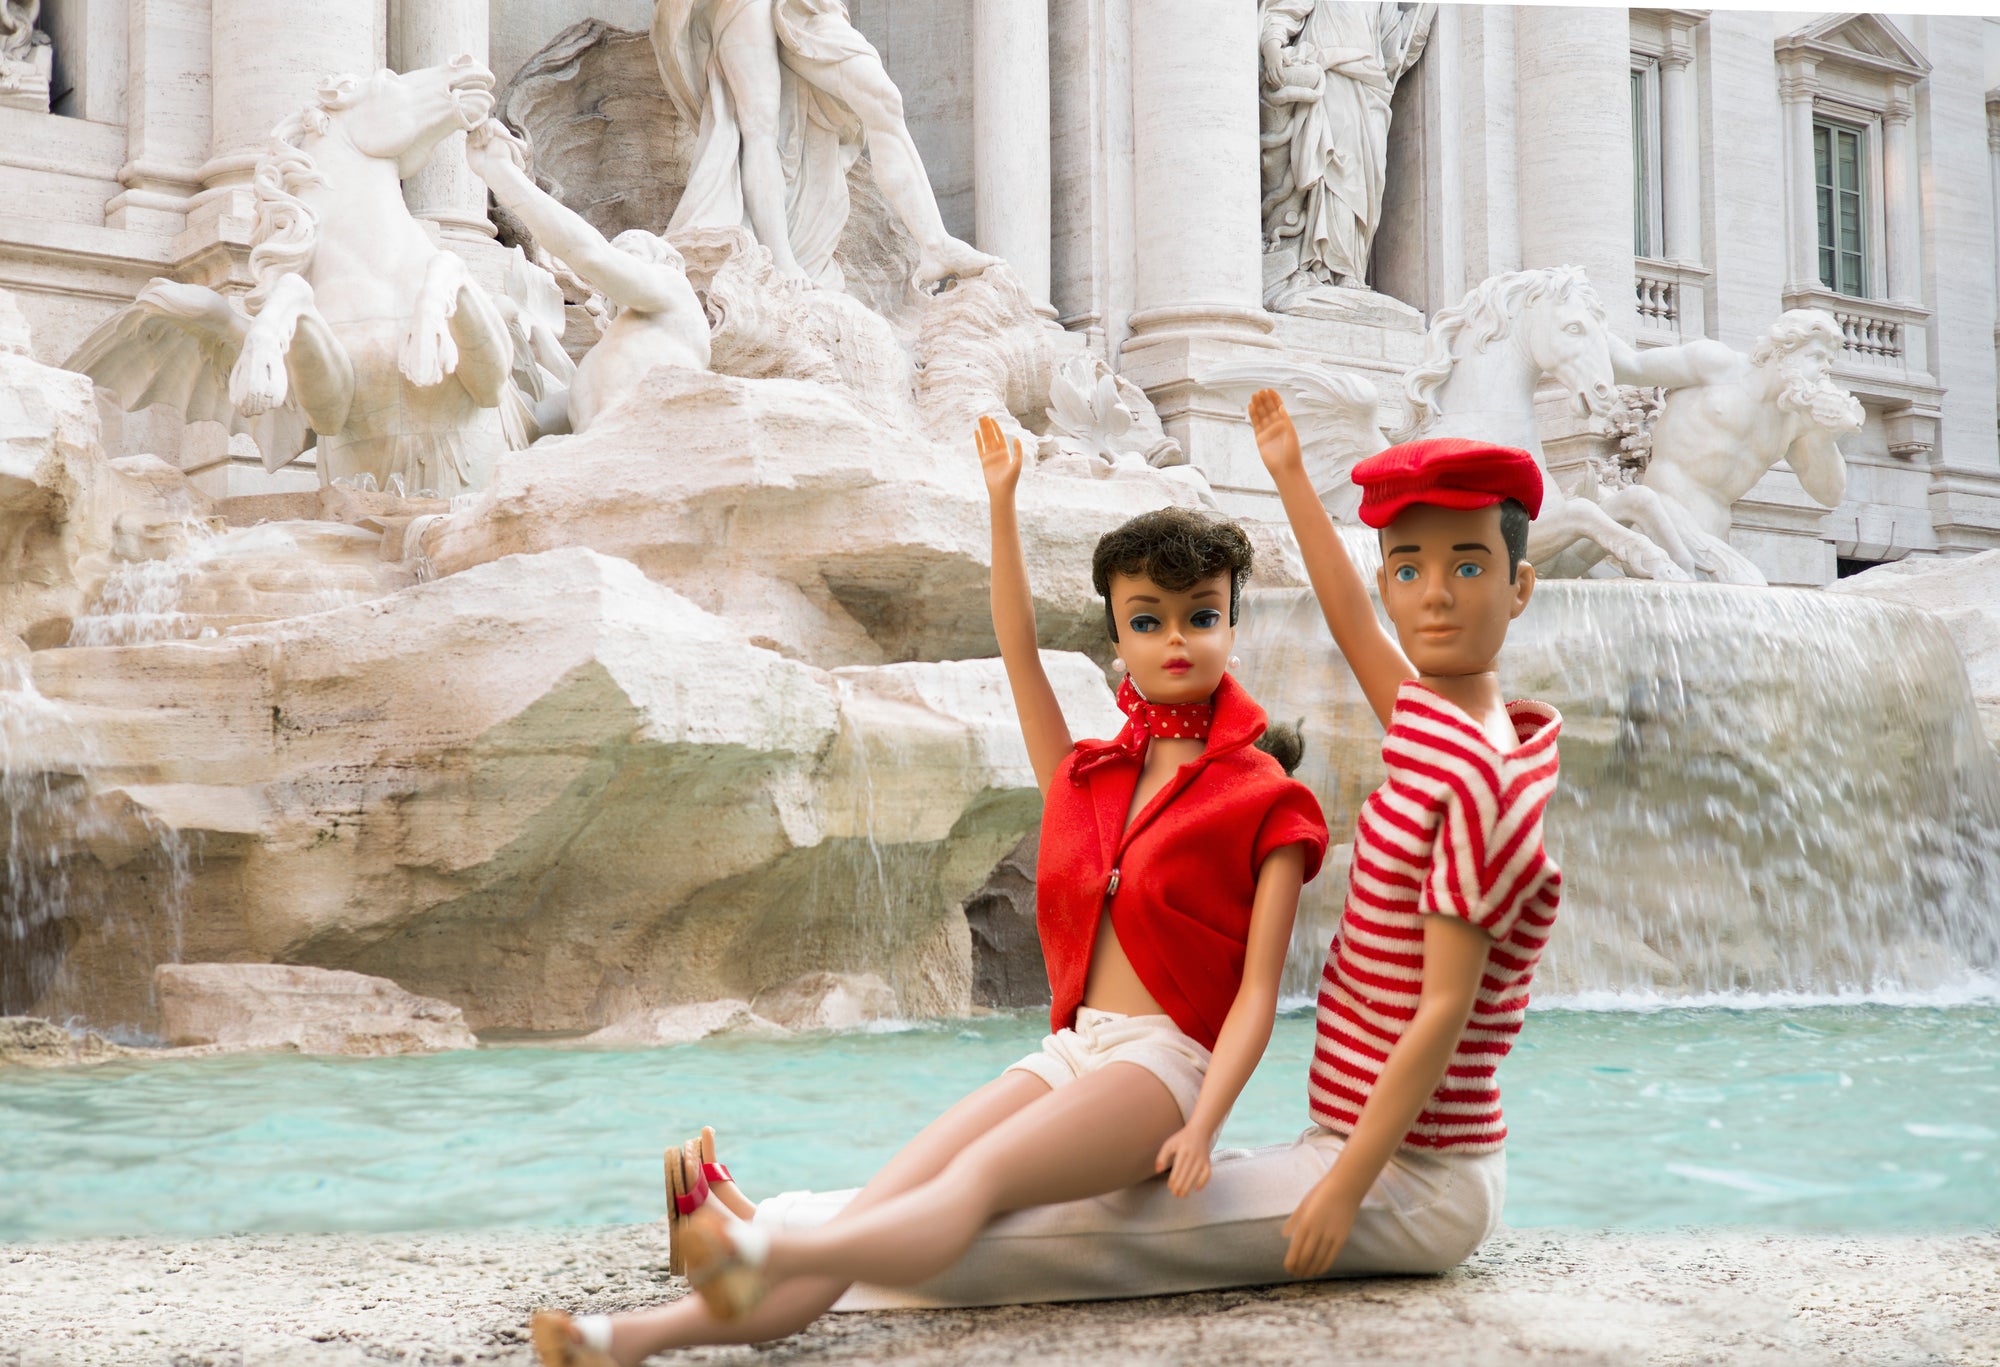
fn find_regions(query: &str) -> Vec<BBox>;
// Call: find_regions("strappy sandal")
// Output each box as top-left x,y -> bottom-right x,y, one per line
680,1202 -> 770,1321
698,1126 -> 756,1221
666,1139 -> 708,1277
529,1309 -> 617,1367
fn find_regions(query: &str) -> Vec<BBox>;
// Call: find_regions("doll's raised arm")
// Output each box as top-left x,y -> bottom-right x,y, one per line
1249,390 -> 1413,729
1154,842 -> 1306,1196
976,416 -> 1073,794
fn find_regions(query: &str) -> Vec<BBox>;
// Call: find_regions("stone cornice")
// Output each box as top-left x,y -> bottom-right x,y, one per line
1776,13 -> 1930,84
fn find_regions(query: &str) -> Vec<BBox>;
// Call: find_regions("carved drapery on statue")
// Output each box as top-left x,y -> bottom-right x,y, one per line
1257,1 -> 1431,304
650,0 -> 994,294
652,0 -> 870,290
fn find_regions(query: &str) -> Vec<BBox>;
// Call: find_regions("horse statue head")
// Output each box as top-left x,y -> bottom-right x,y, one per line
1399,266 -> 1617,445
245,58 -> 495,314
284,57 -> 496,175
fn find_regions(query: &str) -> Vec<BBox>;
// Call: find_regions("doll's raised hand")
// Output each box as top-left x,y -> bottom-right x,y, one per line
1248,389 -> 1304,480
1153,1122 -> 1215,1198
974,415 -> 1024,501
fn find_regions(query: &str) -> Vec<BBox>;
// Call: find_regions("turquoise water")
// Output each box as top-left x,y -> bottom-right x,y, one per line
5,1004 -> 1997,1242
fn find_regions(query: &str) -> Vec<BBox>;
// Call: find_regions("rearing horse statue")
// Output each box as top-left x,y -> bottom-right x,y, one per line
69,59 -> 516,499
1401,267 -> 1694,583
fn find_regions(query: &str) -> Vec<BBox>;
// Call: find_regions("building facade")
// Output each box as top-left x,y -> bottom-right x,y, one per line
3,1 -> 1997,585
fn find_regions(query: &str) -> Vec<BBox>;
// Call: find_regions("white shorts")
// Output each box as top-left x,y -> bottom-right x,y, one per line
1004,1007 -> 1212,1123
756,1127 -> 1506,1310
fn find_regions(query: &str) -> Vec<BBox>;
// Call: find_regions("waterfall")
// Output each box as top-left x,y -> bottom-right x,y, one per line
1238,530 -> 2000,1002
67,522 -> 364,648
0,658 -> 190,1023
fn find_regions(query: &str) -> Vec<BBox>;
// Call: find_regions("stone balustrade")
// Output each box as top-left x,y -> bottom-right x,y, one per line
1634,257 -> 1709,341
1784,286 -> 1933,380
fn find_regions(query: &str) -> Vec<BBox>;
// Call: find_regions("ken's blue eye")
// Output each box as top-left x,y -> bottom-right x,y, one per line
1456,562 -> 1483,579
1191,609 -> 1222,629
1393,565 -> 1418,583
1128,614 -> 1161,633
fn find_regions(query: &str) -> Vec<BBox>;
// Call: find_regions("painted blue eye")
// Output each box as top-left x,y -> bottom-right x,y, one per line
1191,609 -> 1222,629
1128,614 -> 1161,633
1394,565 -> 1418,583
1456,562 -> 1483,579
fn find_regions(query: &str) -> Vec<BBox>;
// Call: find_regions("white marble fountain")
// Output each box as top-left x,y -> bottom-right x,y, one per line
3,18 -> 1996,1047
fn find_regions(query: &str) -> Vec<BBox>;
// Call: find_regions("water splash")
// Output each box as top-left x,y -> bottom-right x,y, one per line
0,658 -> 191,1020
68,522 -> 372,647
1239,537 -> 2000,1001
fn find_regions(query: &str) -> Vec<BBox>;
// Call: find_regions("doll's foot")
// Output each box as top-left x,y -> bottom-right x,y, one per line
665,1139 -> 705,1277
681,1202 -> 770,1320
698,1126 -> 757,1220
529,1310 -> 619,1367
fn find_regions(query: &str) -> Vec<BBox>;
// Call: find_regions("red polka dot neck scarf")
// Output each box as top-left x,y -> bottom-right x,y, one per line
1070,675 -> 1215,782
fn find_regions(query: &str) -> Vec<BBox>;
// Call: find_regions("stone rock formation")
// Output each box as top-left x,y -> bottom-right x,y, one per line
12,539 -> 1124,1035
584,998 -> 783,1047
0,345 -> 206,649
753,970 -> 898,1032
0,1016 -> 134,1068
418,365 -> 1212,668
155,963 -> 477,1055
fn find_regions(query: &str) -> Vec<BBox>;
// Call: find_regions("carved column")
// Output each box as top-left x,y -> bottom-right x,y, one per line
1777,58 -> 1820,294
1122,0 -> 1271,351
1659,26 -> 1699,265
1514,5 -> 1633,334
107,0 -> 212,235
972,0 -> 1051,304
1882,86 -> 1919,304
1115,0 -> 1273,508
392,0 -> 493,243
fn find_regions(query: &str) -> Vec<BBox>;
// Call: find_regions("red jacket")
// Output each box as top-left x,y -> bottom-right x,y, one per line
1036,674 -> 1329,1051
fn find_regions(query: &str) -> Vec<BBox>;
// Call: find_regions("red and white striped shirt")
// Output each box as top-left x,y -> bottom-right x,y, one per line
1310,679 -> 1562,1153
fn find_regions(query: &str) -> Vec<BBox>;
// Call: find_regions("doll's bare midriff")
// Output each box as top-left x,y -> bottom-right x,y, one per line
1081,733 -> 1208,1017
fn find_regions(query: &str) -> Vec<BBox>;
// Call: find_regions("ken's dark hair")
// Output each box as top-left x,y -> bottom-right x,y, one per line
1092,508 -> 1255,640
1499,498 -> 1530,582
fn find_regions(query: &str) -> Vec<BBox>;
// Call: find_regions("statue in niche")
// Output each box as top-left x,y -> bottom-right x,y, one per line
650,0 -> 997,294
1257,1 -> 1433,306
1606,310 -> 1863,586
465,118 -> 712,437
68,59 -> 518,498
0,0 -> 52,113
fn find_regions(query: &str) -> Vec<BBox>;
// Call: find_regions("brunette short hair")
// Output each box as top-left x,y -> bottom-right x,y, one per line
1092,508 -> 1255,640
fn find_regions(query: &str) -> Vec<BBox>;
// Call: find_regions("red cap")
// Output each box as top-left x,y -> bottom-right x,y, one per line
1350,437 -> 1544,529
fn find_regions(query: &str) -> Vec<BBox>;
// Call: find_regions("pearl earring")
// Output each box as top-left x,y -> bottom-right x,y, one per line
1228,654 -> 1242,671
1111,658 -> 1127,674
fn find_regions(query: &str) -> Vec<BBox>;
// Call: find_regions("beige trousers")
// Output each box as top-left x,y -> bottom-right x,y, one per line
754,1127 -> 1506,1310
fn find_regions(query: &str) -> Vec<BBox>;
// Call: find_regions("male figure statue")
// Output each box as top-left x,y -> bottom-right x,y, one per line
652,0 -> 998,291
1611,309 -> 1863,584
464,120 -> 711,436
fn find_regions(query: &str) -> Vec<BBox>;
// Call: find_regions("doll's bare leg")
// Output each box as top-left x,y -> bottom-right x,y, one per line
592,1070 -> 1053,1362
758,1061 -> 1181,1289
